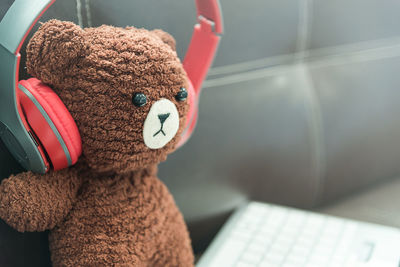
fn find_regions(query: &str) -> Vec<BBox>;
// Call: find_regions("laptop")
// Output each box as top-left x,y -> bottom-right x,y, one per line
197,202 -> 400,267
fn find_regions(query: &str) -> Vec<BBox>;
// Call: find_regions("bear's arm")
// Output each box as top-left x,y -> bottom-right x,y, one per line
0,168 -> 82,232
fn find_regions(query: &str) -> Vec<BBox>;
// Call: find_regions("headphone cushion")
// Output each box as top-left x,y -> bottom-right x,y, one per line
19,78 -> 82,167
178,79 -> 198,148
186,79 -> 197,127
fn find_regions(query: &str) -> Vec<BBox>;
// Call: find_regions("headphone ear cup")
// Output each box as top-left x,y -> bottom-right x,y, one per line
186,79 -> 197,126
18,78 -> 82,170
178,79 -> 198,148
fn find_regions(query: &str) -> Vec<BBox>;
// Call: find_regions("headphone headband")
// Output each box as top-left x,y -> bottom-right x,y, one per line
0,0 -> 55,55
179,0 -> 223,147
196,0 -> 223,35
0,0 -> 223,76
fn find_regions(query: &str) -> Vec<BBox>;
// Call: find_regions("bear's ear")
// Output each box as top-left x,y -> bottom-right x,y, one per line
151,29 -> 177,51
26,19 -> 87,87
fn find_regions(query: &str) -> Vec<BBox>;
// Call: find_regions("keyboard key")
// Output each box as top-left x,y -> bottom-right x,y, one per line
305,264 -> 322,267
324,219 -> 344,235
268,208 -> 288,225
264,250 -> 286,263
286,211 -> 306,225
296,235 -> 315,248
309,254 -> 329,265
210,240 -> 246,266
282,263 -> 301,267
306,215 -> 325,229
240,249 -> 263,264
330,222 -> 357,260
285,256 -> 306,266
231,229 -> 252,241
247,202 -> 270,213
313,246 -> 334,256
259,260 -> 280,267
274,236 -> 295,250
269,243 -> 289,255
247,242 -> 268,254
290,246 -> 310,258
260,224 -> 279,235
235,261 -> 254,267
330,257 -> 346,267
318,236 -> 337,247
252,236 -> 272,247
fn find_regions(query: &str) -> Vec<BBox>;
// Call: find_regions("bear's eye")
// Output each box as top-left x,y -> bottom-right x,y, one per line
132,93 -> 147,107
175,87 -> 188,102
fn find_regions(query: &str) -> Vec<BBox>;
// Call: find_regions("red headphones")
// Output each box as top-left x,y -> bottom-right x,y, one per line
0,0 -> 223,174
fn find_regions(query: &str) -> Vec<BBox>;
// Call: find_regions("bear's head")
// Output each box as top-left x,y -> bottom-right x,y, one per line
26,20 -> 190,173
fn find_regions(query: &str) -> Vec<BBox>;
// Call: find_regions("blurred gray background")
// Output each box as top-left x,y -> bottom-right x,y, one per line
1,0 -> 400,266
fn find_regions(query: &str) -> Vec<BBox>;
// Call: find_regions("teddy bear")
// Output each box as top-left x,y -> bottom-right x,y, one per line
0,19 -> 194,266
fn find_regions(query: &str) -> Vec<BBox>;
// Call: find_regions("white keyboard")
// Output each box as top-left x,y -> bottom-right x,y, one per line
197,202 -> 400,267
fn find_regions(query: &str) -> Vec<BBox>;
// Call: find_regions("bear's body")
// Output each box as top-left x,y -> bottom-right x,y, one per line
0,20 -> 194,266
50,164 -> 193,266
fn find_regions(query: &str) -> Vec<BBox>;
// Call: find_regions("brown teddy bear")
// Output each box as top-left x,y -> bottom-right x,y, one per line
0,19 -> 194,266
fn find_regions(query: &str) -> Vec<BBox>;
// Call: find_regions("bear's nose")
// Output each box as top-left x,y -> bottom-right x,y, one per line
158,113 -> 170,124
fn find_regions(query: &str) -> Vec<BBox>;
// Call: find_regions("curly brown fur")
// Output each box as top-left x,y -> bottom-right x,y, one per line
0,19 -> 194,266
0,167 -> 82,232
49,165 -> 193,266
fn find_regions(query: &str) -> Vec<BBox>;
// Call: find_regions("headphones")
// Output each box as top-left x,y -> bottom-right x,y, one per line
0,0 -> 223,174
